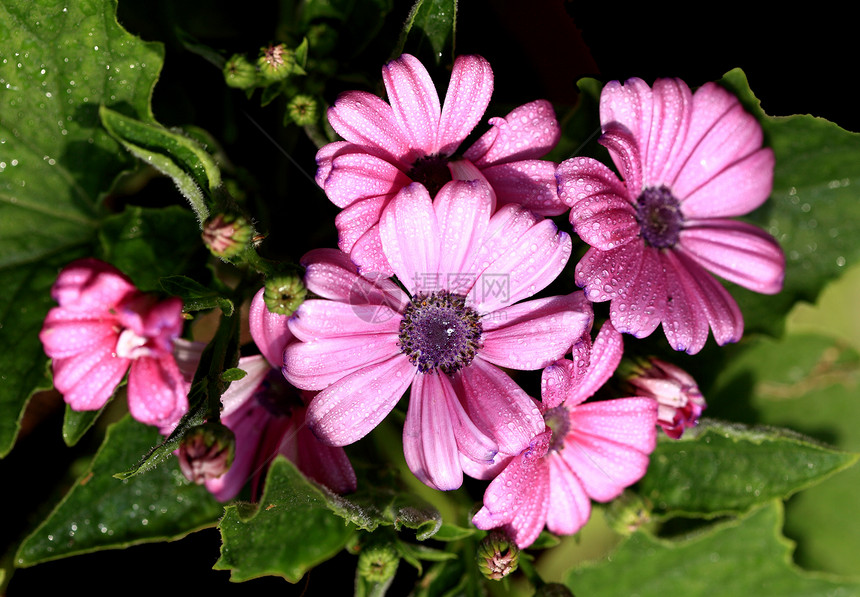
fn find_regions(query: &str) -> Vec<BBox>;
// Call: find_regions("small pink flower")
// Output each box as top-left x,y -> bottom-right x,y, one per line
626,357 -> 706,439
317,53 -> 564,273
472,322 -> 658,549
557,78 -> 785,354
283,179 -> 592,491
39,258 -> 187,431
192,289 -> 356,502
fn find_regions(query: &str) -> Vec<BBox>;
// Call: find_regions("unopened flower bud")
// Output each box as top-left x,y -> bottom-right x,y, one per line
177,422 -> 236,484
356,542 -> 399,583
533,583 -> 575,597
622,357 -> 706,439
257,43 -> 295,82
286,94 -> 319,126
203,213 -> 254,260
604,490 -> 651,535
223,54 -> 257,89
263,273 -> 306,316
477,530 -> 519,580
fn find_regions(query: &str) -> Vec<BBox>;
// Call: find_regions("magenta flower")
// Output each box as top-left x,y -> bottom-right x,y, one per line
626,357 -> 706,439
557,78 -> 785,354
472,322 -> 658,549
39,258 -> 187,431
283,179 -> 592,490
193,289 -> 356,502
316,52 -> 564,274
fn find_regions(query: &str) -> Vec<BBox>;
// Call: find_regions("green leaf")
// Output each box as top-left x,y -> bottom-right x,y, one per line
395,0 -> 457,65
159,275 -> 234,315
220,367 -> 246,382
100,106 -> 222,222
566,502 -> 860,596
99,205 -> 202,293
329,483 -> 443,541
62,401 -> 109,447
214,457 -> 356,583
707,332 -> 860,575
15,415 -> 223,566
0,0 -> 163,456
718,69 -> 860,337
639,419 -> 858,517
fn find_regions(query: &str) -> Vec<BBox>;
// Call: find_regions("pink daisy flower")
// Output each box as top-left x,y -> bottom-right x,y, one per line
472,322 -> 658,549
625,357 -> 706,439
316,52 -> 564,274
39,258 -> 187,431
557,77 -> 785,354
177,289 -> 357,502
283,179 -> 592,491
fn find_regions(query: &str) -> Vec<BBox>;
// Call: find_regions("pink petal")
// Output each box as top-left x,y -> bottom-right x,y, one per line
599,126 -> 644,198
403,373 -> 465,490
296,416 -> 358,494
282,332 -> 401,390
674,253 -> 744,345
305,354 -> 416,445
326,90 -> 412,168
40,316 -> 118,359
680,220 -> 785,294
433,179 -> 493,277
127,354 -> 188,429
574,243 -> 645,303
382,54 -> 441,157
661,251 -> 711,354
540,359 -> 576,410
219,355 -> 272,417
349,224 -> 395,276
472,430 -> 551,549
315,141 -> 351,188
379,183 -> 440,293
641,78 -> 692,186
436,55 -> 493,157
50,258 -> 137,312
481,293 -> 593,371
249,289 -> 293,369
546,454 -> 592,536
464,99 -> 560,166
324,152 -> 410,208
567,321 -> 624,406
300,248 -> 407,306
557,156 -> 630,209
51,347 -> 129,411
172,338 -> 205,384
456,357 -> 544,456
562,398 -> 657,501
289,298 -> 400,341
335,195 -> 388,255
608,248 -> 666,339
599,78 -> 653,182
567,185 -> 639,251
680,148 -> 774,218
482,160 -> 567,216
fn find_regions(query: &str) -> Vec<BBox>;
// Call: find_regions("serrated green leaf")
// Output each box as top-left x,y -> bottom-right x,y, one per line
100,106 -> 221,222
639,419 -> 858,517
395,0 -> 457,65
716,69 -> 860,337
214,457 -> 355,583
98,206 -> 202,293
15,415 -> 223,567
0,0 -> 163,456
566,502 -> 860,597
329,483 -> 443,541
159,275 -> 234,315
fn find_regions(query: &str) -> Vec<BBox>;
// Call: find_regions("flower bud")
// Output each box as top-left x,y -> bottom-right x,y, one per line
604,490 -> 651,535
286,94 -> 319,126
622,357 -> 706,439
202,213 -> 254,260
477,530 -> 519,580
356,542 -> 399,584
263,273 -> 307,316
177,422 -> 236,484
223,54 -> 257,89
257,43 -> 295,82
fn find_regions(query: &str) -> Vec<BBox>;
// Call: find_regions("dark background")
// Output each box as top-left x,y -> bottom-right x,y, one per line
5,1 -> 855,594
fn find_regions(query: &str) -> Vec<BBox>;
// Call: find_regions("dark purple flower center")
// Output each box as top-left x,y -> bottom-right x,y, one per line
408,154 -> 452,197
543,405 -> 570,453
254,369 -> 303,417
398,291 -> 483,374
635,186 -> 683,249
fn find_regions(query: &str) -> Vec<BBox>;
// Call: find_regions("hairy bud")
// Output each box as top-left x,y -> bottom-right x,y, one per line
477,530 -> 519,580
263,273 -> 307,316
177,422 -> 236,484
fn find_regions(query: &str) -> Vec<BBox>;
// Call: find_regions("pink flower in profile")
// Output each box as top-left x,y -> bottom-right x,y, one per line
39,258 -> 187,431
557,78 -> 785,354
625,357 -> 706,439
472,322 -> 658,549
283,179 -> 592,491
316,52 -> 564,273
185,289 -> 356,502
